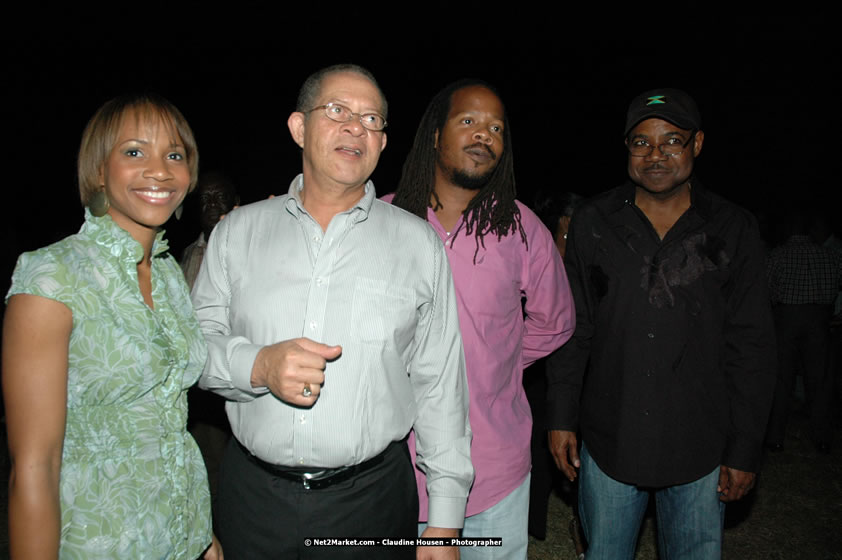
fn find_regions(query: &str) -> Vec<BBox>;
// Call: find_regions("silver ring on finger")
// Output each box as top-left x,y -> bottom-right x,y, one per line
302,383 -> 313,398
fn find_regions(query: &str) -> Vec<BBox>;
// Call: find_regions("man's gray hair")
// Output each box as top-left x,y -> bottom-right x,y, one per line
295,63 -> 388,118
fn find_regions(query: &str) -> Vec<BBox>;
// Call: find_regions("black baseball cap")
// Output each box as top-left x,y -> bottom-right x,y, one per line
624,88 -> 701,136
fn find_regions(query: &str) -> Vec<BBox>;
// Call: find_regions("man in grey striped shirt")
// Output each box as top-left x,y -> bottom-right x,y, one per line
192,64 -> 473,559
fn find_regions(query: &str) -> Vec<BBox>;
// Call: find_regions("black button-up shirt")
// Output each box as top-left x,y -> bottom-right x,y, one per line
548,179 -> 776,487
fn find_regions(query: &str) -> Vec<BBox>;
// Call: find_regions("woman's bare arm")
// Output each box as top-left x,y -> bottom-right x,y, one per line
3,294 -> 71,559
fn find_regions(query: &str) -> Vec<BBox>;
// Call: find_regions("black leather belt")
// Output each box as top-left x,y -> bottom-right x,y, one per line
238,439 -> 394,490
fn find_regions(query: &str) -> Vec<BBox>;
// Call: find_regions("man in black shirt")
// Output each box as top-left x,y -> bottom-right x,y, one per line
547,89 -> 776,559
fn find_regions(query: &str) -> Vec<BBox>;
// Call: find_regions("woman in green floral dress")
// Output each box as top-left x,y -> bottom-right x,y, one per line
3,94 -> 222,559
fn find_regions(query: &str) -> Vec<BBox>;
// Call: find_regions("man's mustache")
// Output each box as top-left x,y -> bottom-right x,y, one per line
464,143 -> 496,160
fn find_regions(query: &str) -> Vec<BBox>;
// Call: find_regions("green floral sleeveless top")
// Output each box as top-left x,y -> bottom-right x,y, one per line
7,210 -> 211,559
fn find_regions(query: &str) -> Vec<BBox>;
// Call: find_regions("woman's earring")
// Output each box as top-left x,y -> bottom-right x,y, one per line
89,190 -> 110,217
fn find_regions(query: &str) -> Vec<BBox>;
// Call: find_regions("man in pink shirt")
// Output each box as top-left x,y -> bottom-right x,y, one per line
387,80 -> 575,559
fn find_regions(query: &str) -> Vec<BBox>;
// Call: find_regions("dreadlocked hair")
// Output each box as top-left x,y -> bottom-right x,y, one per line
392,79 -> 526,262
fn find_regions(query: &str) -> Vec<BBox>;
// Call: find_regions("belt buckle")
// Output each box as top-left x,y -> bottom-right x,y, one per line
302,470 -> 328,490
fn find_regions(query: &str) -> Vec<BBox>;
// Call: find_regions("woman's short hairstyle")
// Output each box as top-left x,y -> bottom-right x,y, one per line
77,93 -> 199,206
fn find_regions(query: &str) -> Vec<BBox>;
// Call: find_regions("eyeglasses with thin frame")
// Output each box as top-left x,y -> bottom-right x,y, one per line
627,131 -> 696,157
307,102 -> 387,131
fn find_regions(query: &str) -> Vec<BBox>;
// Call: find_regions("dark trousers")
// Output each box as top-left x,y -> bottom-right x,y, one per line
524,360 -> 559,539
830,322 -> 842,405
217,438 -> 418,560
524,357 -> 582,543
766,304 -> 834,445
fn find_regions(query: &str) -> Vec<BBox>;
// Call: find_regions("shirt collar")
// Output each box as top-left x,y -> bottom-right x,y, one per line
609,175 -> 714,222
285,173 -> 376,222
82,207 -> 169,262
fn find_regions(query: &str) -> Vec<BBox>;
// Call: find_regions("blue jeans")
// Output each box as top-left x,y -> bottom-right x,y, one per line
579,444 -> 725,560
419,473 -> 530,560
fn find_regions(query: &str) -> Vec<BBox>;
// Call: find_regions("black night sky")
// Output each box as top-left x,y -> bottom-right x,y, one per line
2,15 -> 836,294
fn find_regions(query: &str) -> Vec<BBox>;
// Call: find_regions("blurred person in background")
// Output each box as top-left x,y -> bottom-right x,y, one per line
181,171 -> 240,502
765,207 -> 842,454
527,189 -> 585,557
181,171 -> 239,291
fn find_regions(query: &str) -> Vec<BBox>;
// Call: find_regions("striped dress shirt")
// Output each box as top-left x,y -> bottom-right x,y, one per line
192,175 -> 473,528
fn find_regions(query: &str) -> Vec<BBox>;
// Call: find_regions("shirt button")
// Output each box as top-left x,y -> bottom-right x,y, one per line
445,240 -> 451,246
647,333 -> 655,339
646,370 -> 653,377
316,277 -> 323,286
309,320 -> 317,330
300,415 -> 306,424
644,409 -> 650,416
298,457 -> 305,464
312,235 -> 320,242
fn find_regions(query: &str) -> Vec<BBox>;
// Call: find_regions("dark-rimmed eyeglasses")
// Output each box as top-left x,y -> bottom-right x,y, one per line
307,103 -> 387,131
627,131 -> 696,157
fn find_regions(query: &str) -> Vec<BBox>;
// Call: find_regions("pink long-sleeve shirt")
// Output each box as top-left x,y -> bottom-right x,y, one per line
385,195 -> 575,519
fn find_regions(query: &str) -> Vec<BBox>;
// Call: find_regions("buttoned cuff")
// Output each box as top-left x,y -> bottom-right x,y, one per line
230,342 -> 270,395
427,496 -> 468,529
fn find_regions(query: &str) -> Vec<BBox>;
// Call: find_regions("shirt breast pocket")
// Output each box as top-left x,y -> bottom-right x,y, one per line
351,277 -> 417,349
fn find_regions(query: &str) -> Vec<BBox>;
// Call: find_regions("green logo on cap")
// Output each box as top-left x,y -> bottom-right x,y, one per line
646,96 -> 666,105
